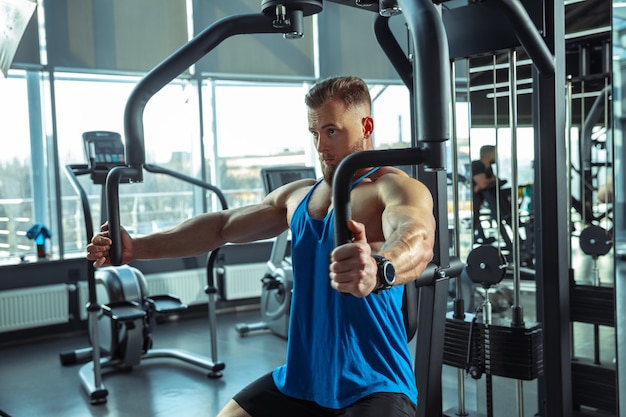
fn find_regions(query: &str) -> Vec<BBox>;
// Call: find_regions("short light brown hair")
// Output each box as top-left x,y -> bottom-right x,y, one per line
305,76 -> 371,113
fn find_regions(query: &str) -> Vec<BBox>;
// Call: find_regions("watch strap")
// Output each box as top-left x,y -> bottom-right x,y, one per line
371,254 -> 394,294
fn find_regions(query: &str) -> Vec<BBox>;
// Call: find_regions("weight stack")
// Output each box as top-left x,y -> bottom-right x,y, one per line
443,312 -> 484,375
570,283 -> 616,414
572,359 -> 617,415
443,313 -> 543,381
570,284 -> 615,327
485,318 -> 543,380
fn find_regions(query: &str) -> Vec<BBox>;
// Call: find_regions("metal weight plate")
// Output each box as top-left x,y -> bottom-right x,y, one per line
579,225 -> 612,257
465,245 -> 507,286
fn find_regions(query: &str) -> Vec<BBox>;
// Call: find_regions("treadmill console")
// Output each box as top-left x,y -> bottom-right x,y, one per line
261,166 -> 317,194
82,131 -> 126,184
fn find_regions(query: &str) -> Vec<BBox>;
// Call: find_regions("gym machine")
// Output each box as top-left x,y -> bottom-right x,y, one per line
569,78 -> 616,413
235,166 -> 316,339
60,131 -> 226,405
102,2 -> 459,415
568,86 -> 612,226
562,51 -> 614,400
101,0 -> 570,416
570,224 -> 616,413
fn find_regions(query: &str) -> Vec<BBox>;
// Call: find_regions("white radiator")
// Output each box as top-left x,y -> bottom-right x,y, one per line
77,263 -> 266,319
219,262 -> 266,300
145,268 -> 207,306
0,284 -> 69,333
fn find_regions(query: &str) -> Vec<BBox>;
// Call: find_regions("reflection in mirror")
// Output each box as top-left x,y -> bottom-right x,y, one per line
613,2 -> 626,414
564,1 -> 617,414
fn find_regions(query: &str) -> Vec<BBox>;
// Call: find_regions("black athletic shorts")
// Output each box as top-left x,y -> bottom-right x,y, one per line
233,372 -> 417,417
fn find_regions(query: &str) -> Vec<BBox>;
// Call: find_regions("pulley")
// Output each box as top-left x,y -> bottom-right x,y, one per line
579,225 -> 612,257
261,0 -> 323,16
356,0 -> 402,17
465,245 -> 508,288
262,0 -> 323,38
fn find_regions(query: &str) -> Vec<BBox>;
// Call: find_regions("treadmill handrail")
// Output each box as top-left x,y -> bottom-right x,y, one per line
143,164 -> 228,210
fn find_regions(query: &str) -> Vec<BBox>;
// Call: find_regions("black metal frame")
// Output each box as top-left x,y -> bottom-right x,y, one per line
532,3 -> 571,416
102,1 -> 570,416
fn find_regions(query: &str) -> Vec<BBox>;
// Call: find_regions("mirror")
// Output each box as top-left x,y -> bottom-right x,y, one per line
612,2 -> 626,413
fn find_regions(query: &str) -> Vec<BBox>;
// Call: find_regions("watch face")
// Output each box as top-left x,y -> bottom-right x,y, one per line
372,255 -> 395,292
383,261 -> 396,286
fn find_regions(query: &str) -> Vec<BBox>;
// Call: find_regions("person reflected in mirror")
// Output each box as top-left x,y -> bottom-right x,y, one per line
471,144 -> 511,245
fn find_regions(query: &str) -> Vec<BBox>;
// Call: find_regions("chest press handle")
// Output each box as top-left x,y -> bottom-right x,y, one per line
332,148 -> 427,247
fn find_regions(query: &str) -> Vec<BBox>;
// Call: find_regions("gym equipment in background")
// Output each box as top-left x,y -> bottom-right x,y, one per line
570,224 -> 616,412
60,131 -> 226,405
444,245 -> 542,417
235,166 -> 317,339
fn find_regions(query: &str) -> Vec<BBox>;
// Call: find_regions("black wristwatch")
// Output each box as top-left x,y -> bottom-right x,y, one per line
371,255 -> 396,294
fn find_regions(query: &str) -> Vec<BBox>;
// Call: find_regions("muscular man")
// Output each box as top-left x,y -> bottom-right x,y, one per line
87,76 -> 436,417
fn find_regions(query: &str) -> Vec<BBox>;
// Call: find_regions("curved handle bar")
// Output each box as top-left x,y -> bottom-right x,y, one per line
495,0 -> 554,75
144,164 -> 229,210
106,166 -> 142,265
123,13 -> 284,168
332,147 -> 427,247
105,164 -> 229,266
64,164 -> 95,242
374,14 -> 412,91
107,13 -> 291,264
397,0 -> 451,143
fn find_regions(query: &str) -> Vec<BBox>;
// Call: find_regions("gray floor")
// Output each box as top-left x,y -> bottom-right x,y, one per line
0,290 -> 588,417
0,309 -> 286,417
0,238 -> 617,417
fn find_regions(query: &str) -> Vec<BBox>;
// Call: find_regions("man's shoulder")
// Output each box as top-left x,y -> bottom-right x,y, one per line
283,178 -> 317,198
266,178 -> 317,208
372,166 -> 409,181
369,167 -> 429,197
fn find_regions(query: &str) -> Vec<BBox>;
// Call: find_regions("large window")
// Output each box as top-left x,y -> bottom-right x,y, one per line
1,2 -> 416,266
54,74 -> 202,254
0,71 -> 34,263
370,85 -> 412,149
0,72 -> 414,266
205,82 -> 414,208
207,81 -> 313,207
0,68 -> 418,266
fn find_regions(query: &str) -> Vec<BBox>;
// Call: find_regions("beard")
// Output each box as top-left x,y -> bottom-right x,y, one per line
321,140 -> 365,184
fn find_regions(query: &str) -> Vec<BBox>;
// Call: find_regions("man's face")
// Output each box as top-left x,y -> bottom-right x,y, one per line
308,98 -> 371,184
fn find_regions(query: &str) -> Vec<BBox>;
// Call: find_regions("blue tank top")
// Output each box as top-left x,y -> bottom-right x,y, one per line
272,168 -> 418,408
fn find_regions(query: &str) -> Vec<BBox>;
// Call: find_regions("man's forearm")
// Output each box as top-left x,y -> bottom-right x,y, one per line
380,222 -> 435,286
133,212 -> 226,260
